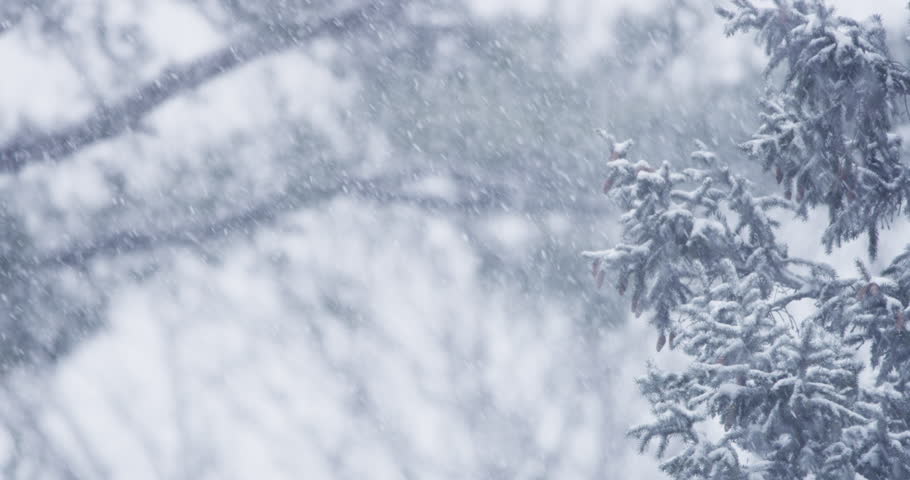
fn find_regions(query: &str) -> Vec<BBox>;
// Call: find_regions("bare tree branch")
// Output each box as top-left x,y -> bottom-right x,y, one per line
39,189 -> 344,268
0,1 -> 400,174
33,174 -> 607,269
34,175 -> 484,268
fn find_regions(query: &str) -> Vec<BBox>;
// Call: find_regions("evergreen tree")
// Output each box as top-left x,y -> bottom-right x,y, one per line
587,1 -> 910,477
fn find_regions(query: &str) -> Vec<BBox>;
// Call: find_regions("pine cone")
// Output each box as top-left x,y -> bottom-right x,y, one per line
857,283 -> 880,300
868,283 -> 881,297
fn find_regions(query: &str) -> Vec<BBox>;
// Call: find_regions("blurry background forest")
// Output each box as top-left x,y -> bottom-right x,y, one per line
0,0 -> 906,478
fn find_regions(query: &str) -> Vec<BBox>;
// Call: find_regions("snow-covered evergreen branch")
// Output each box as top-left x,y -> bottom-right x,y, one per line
587,2 -> 910,478
590,133 -> 910,477
719,0 -> 910,259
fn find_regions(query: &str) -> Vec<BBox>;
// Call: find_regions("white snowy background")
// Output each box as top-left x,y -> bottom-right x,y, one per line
1,0 -> 908,478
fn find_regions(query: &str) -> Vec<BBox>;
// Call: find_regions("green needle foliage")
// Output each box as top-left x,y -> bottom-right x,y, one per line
586,1 -> 910,478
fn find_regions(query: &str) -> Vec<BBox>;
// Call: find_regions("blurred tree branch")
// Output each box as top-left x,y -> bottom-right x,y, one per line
0,0 -> 402,173
34,171 -> 608,269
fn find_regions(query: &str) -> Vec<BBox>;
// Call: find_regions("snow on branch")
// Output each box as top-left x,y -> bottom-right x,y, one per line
586,125 -> 910,477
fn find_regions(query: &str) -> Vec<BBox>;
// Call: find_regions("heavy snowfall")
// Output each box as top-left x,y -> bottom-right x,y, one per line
1,0 -> 909,478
